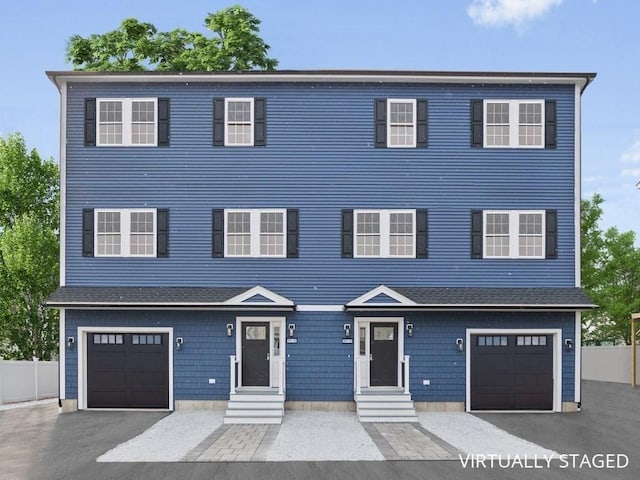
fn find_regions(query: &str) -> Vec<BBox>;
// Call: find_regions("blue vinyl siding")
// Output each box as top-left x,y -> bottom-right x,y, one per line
64,309 -> 575,403
63,81 -> 577,305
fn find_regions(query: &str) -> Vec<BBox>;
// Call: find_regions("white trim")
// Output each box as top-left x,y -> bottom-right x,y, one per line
59,82 -> 67,286
574,84 -> 582,286
483,210 -> 546,259
347,285 -> 417,308
386,98 -> 417,148
224,209 -> 286,258
59,309 -> 65,400
483,99 -> 545,148
296,305 -> 344,312
574,312 -> 581,405
465,328 -> 562,412
353,209 -> 416,258
224,97 -> 254,146
77,326 -> 173,411
96,98 -> 158,147
94,208 -> 157,258
225,285 -> 294,307
235,316 -> 286,389
354,317 -> 405,389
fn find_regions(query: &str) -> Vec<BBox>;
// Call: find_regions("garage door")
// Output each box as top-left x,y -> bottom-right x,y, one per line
87,332 -> 169,409
470,334 -> 553,410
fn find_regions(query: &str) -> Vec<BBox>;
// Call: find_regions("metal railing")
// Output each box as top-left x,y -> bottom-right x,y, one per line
229,355 -> 238,395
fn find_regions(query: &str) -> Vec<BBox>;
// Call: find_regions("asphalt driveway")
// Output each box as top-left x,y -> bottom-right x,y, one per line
0,381 -> 638,480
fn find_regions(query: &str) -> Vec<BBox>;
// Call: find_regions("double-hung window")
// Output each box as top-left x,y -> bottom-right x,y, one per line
484,210 -> 545,259
96,98 -> 158,146
354,209 -> 416,258
387,99 -> 416,147
95,208 -> 157,257
225,98 -> 254,146
484,100 -> 545,148
225,209 -> 286,257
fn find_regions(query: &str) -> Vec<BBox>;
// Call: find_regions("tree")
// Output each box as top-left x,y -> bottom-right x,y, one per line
581,194 -> 640,345
66,6 -> 278,72
0,134 -> 59,360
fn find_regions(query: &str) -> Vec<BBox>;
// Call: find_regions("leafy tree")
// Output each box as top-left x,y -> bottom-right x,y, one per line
0,134 -> 59,360
581,194 -> 640,345
66,6 -> 278,71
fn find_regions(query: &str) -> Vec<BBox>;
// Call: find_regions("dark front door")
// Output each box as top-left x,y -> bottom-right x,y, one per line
242,322 -> 270,387
87,332 -> 169,409
471,334 -> 553,410
370,323 -> 398,386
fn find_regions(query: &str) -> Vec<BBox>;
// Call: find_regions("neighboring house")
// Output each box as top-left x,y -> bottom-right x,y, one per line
46,70 -> 596,423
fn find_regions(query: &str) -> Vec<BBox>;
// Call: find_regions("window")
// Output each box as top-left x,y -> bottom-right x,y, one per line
484,100 -> 544,148
387,99 -> 416,147
477,335 -> 508,347
95,209 -> 157,257
516,335 -> 547,346
224,209 -> 286,257
354,210 -> 415,258
225,98 -> 254,146
132,334 -> 162,345
93,334 -> 123,345
483,210 -> 545,259
97,98 -> 157,146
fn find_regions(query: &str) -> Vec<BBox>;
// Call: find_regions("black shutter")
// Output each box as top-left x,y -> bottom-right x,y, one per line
286,209 -> 299,258
545,209 -> 558,259
254,98 -> 266,146
374,99 -> 387,147
416,209 -> 428,258
157,98 -> 170,146
82,209 -> 94,257
471,210 -> 483,258
157,209 -> 169,257
416,100 -> 428,148
212,209 -> 224,257
545,100 -> 557,149
341,209 -> 354,258
213,98 -> 225,146
85,99 -> 96,147
471,100 -> 483,148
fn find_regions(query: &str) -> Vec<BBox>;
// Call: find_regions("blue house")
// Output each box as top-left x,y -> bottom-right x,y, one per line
46,70 -> 596,422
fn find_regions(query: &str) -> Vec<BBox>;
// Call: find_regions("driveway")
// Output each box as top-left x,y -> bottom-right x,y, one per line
0,381 -> 638,480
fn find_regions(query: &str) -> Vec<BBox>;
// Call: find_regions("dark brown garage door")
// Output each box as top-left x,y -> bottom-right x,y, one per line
470,334 -> 553,410
87,332 -> 169,409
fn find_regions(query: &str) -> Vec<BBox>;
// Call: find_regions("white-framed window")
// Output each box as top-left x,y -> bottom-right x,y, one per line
225,98 -> 254,146
483,210 -> 545,259
387,99 -> 416,148
354,209 -> 415,258
95,208 -> 157,257
225,209 -> 286,257
484,100 -> 544,148
97,98 -> 158,146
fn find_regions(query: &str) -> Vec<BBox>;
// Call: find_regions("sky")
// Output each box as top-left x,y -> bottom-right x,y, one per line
0,0 -> 639,236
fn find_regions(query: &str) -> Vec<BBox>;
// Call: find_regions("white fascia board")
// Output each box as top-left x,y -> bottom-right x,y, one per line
346,285 -> 417,308
347,304 -> 597,312
224,285 -> 295,307
59,80 -> 67,286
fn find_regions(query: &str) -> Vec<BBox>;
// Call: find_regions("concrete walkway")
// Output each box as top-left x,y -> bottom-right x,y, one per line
97,409 -> 557,463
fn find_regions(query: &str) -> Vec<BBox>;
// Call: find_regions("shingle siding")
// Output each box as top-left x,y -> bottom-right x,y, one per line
64,82 -> 577,304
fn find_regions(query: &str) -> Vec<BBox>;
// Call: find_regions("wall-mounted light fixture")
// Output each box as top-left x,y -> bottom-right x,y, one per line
176,337 -> 184,350
456,338 -> 464,352
406,323 -> 414,337
226,323 -> 234,337
565,338 -> 573,352
288,323 -> 296,337
67,336 -> 75,350
343,323 -> 351,337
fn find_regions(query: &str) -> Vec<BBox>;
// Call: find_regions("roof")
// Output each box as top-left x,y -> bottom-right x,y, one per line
46,69 -> 596,93
46,285 -> 295,310
346,285 -> 597,311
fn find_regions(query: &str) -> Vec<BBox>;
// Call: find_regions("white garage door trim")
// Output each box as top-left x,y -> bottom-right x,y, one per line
77,326 -> 174,411
465,328 -> 562,413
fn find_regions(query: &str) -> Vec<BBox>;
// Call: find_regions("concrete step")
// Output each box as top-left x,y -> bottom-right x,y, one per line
229,394 -> 285,403
225,409 -> 283,417
355,394 -> 412,402
227,401 -> 284,411
356,401 -> 415,410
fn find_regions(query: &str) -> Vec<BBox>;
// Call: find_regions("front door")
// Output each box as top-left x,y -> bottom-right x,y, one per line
241,322 -> 270,386
370,323 -> 398,386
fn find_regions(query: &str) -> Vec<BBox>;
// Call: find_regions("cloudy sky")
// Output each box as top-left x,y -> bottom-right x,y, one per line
1,0 -> 638,236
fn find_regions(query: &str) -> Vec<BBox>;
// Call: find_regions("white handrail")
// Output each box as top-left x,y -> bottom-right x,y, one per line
230,355 -> 237,395
403,355 -> 410,394
354,357 -> 361,395
278,356 -> 285,395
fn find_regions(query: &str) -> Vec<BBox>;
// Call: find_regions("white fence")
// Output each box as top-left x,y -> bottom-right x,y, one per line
582,346 -> 639,384
0,359 -> 58,404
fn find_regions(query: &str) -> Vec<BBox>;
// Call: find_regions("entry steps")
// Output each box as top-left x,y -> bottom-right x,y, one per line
224,388 -> 285,424
355,388 -> 418,423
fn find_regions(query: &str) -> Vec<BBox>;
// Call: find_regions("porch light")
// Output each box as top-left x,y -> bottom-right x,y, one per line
456,338 -> 464,352
406,323 -> 414,337
226,323 -> 234,337
565,338 -> 573,352
67,336 -> 75,349
343,323 -> 351,337
176,337 -> 184,350
288,323 -> 296,337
